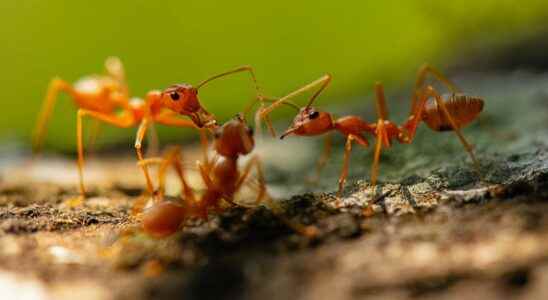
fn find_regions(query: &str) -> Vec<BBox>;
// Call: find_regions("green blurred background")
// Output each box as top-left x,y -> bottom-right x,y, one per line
1,0 -> 547,151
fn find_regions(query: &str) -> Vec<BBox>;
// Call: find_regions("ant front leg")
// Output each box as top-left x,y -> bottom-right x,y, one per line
337,134 -> 357,200
307,133 -> 333,184
374,82 -> 390,120
135,118 -> 155,195
77,109 -> 135,198
86,119 -> 102,154
369,83 -> 393,187
370,119 -> 391,187
32,78 -> 74,153
251,95 -> 300,138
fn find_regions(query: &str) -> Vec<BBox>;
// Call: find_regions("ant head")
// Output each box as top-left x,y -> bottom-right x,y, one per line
161,84 -> 216,127
213,113 -> 254,157
280,106 -> 333,139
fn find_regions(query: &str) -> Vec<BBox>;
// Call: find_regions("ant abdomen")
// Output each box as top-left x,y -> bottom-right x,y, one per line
142,201 -> 187,238
422,94 -> 484,132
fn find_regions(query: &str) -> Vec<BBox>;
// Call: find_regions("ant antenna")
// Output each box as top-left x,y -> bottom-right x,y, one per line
305,74 -> 332,109
196,66 -> 259,91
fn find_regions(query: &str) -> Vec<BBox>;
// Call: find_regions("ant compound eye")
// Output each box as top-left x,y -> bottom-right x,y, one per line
309,111 -> 320,119
170,92 -> 180,101
213,130 -> 221,139
247,127 -> 254,136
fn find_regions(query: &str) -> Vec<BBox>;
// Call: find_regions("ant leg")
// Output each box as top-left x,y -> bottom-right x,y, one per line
145,122 -> 160,157
411,64 -> 461,113
415,64 -> 461,94
135,118 -> 155,195
32,78 -> 74,153
158,147 -> 196,203
425,86 -> 481,174
154,111 -> 200,129
262,108 -> 277,137
198,129 -> 212,172
251,96 -> 300,137
370,83 -> 397,186
259,74 -> 332,137
233,155 -> 267,205
87,119 -> 102,155
400,89 -> 430,143
374,82 -> 389,120
370,119 -> 388,187
136,112 -> 199,195
337,134 -> 357,198
197,160 -> 215,190
136,157 -> 164,197
77,109 -> 134,198
254,102 -> 267,138
307,133 -> 333,183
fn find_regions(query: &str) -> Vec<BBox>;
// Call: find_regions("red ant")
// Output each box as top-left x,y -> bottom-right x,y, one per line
139,108 -> 316,238
257,64 -> 483,197
32,58 -> 260,200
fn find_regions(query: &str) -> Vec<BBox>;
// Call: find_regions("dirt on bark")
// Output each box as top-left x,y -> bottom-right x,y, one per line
1,71 -> 548,300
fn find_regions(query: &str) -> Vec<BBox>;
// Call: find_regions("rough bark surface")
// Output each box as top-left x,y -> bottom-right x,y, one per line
1,72 -> 547,300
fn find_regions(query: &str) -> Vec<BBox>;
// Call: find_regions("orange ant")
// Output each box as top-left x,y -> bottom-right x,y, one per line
33,57 -> 261,200
33,57 -> 264,198
258,64 -> 484,197
139,107 -> 315,238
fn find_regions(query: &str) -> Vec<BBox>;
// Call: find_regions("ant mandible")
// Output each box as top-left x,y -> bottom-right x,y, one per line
139,104 -> 315,238
257,64 -> 483,197
33,57 -> 260,200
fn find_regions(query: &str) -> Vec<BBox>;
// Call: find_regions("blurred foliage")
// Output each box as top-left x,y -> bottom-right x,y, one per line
1,0 -> 547,151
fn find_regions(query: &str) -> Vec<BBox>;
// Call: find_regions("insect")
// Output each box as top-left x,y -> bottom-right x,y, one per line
33,58 -> 260,200
139,110 -> 316,238
257,64 -> 483,197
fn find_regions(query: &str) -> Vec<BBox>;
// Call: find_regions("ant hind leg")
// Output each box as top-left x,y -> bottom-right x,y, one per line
77,109 -> 134,199
425,86 -> 482,176
32,78 -> 73,153
415,64 -> 461,94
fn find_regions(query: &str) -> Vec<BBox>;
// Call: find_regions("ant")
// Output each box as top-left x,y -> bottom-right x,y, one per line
32,57 -> 260,200
139,108 -> 316,238
257,64 -> 484,197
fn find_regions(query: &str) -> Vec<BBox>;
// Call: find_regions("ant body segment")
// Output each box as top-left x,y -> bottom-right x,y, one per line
258,64 -> 483,197
33,58 -> 260,200
139,114 -> 269,237
140,111 -> 316,238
